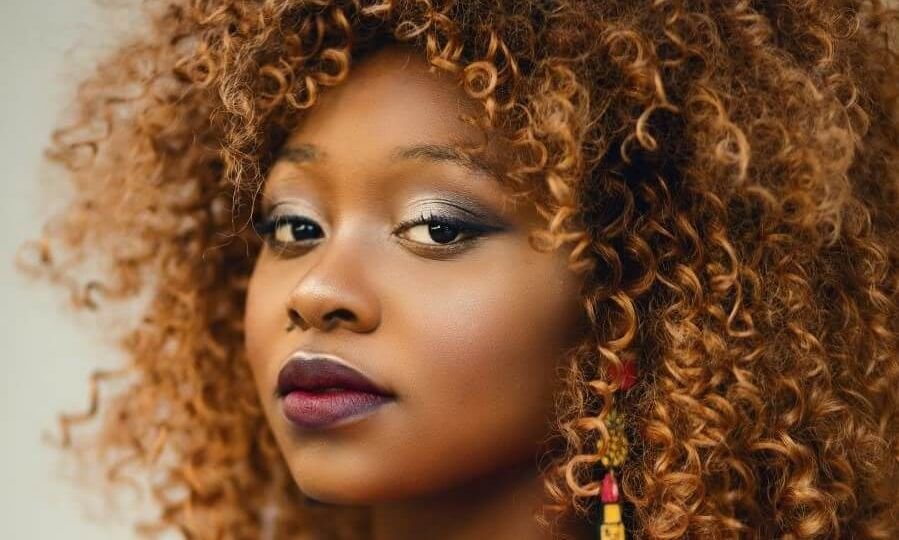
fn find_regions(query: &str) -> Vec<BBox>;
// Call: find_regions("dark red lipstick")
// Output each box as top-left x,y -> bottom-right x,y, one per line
276,354 -> 394,429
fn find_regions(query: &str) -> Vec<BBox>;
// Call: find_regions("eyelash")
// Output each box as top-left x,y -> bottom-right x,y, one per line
395,210 -> 492,246
252,210 -> 495,252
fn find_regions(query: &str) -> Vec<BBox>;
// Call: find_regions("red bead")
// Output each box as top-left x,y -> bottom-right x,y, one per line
609,355 -> 637,391
601,471 -> 620,503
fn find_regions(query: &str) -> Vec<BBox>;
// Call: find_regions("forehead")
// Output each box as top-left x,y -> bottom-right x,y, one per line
261,44 -> 538,221
281,44 -> 489,163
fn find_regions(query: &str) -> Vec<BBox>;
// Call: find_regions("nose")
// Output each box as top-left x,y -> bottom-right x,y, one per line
284,239 -> 381,334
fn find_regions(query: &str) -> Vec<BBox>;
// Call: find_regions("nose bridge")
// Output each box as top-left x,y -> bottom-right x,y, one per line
285,225 -> 381,333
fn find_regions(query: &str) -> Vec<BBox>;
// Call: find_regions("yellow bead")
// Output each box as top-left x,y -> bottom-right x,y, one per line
599,522 -> 626,540
603,503 -> 622,523
599,504 -> 626,540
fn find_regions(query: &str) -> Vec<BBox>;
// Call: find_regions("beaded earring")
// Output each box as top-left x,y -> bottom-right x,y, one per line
596,352 -> 637,540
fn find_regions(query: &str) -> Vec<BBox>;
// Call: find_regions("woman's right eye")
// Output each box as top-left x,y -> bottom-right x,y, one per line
253,215 -> 324,246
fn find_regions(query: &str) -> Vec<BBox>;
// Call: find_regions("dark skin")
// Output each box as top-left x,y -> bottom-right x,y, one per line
244,44 -> 594,540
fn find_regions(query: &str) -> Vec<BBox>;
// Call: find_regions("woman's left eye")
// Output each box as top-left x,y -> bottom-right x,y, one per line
395,212 -> 495,248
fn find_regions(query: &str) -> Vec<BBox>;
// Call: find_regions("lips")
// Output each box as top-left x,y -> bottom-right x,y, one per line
276,353 -> 395,429
276,355 -> 393,397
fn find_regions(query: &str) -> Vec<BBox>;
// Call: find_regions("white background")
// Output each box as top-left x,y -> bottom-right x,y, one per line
1,1 -> 163,538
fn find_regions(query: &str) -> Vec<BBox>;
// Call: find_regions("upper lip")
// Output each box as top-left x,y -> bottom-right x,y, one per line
276,352 -> 393,397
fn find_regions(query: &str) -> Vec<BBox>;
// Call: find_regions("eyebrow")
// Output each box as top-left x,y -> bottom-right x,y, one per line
276,142 -> 500,180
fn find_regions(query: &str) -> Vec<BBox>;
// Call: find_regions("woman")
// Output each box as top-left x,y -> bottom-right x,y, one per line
16,1 -> 899,538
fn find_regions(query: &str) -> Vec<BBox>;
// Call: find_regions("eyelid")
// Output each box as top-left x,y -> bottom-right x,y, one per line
260,189 -> 327,217
402,193 -> 502,222
394,210 -> 494,236
260,200 -> 326,227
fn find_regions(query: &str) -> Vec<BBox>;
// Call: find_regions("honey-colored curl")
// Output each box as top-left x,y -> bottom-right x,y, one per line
15,1 -> 899,538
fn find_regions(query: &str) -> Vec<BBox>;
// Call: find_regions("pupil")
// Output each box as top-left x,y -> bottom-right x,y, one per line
429,223 -> 459,244
291,220 -> 320,240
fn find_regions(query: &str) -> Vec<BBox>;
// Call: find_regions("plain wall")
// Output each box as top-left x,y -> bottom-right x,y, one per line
0,1 -> 165,538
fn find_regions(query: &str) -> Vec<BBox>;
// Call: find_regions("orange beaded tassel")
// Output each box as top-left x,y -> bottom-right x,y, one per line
596,354 -> 636,540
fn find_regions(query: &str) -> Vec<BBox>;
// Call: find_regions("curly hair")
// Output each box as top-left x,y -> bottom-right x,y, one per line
16,0 -> 899,538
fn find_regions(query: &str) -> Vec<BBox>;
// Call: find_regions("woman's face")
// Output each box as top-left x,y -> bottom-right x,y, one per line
244,44 -> 588,504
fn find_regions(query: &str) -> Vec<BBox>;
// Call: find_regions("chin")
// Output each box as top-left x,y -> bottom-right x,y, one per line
286,464 -> 399,505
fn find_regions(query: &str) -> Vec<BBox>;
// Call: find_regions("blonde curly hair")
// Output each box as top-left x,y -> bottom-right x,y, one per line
16,0 -> 899,538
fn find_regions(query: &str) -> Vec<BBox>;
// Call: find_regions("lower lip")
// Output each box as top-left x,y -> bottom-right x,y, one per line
281,389 -> 393,429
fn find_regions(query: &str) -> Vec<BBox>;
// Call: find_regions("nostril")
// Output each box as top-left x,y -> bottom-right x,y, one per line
324,307 -> 356,325
287,307 -> 307,331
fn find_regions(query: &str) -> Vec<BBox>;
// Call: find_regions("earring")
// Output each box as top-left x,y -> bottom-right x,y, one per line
597,352 -> 636,540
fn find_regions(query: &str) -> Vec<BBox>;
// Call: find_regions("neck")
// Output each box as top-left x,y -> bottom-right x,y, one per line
369,461 -> 593,540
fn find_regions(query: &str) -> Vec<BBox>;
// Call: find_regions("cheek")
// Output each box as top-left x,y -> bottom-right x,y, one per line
386,247 -> 585,489
243,259 -> 284,395
238,245 -> 586,504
